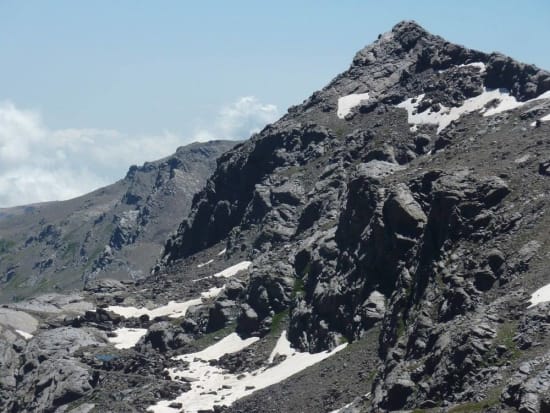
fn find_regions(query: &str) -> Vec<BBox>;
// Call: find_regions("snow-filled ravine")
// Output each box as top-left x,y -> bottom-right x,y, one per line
397,88 -> 550,133
148,331 -> 347,413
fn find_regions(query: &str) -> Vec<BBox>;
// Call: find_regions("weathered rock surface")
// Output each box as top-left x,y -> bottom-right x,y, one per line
0,140 -> 236,302
2,20 -> 550,413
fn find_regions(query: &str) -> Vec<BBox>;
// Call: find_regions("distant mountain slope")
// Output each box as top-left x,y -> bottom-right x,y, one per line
0,140 -> 236,302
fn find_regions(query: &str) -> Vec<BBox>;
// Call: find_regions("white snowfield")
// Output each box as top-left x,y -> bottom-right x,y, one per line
108,327 -> 147,349
106,286 -> 223,320
148,330 -> 347,413
541,113 -> 550,122
337,93 -> 370,119
528,282 -> 550,308
397,89 -> 550,133
217,248 -> 227,256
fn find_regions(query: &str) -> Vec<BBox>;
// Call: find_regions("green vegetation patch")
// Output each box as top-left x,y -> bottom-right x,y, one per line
292,277 -> 305,298
0,239 -> 15,255
494,321 -> 521,361
448,398 -> 498,412
62,242 -> 79,259
270,309 -> 289,335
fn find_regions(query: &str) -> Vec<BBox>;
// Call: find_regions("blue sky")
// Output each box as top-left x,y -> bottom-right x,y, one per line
0,1 -> 549,206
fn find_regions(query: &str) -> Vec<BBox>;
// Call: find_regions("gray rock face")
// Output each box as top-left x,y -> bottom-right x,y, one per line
2,327 -> 106,413
138,321 -> 192,352
0,327 -> 25,409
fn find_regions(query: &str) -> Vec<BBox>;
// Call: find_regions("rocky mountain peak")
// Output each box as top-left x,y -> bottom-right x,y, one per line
161,22 -> 549,264
2,21 -> 550,413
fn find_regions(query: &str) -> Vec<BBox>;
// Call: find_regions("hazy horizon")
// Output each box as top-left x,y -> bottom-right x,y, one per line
1,0 -> 549,206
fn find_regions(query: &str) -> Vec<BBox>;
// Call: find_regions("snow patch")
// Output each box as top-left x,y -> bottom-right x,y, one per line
329,401 -> 354,413
106,286 -> 222,320
438,62 -> 486,74
201,286 -> 224,299
541,113 -> 550,122
108,328 -> 147,349
397,89 -> 550,134
174,332 -> 259,362
267,330 -> 296,363
217,248 -> 227,256
528,283 -> 550,308
107,299 -> 202,319
197,259 -> 214,268
328,393 -> 371,413
149,331 -> 347,413
213,261 -> 252,278
459,62 -> 486,71
15,329 -> 33,340
193,261 -> 252,282
337,93 -> 370,119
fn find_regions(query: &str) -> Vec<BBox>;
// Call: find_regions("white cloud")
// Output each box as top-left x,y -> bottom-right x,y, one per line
0,101 -> 183,207
194,96 -> 279,141
0,96 -> 278,208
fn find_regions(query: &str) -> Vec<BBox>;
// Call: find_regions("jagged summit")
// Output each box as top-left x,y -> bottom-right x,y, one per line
147,23 -> 550,410
162,22 -> 550,262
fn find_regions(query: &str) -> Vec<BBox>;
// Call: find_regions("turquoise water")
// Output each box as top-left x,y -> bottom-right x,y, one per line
95,354 -> 117,362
